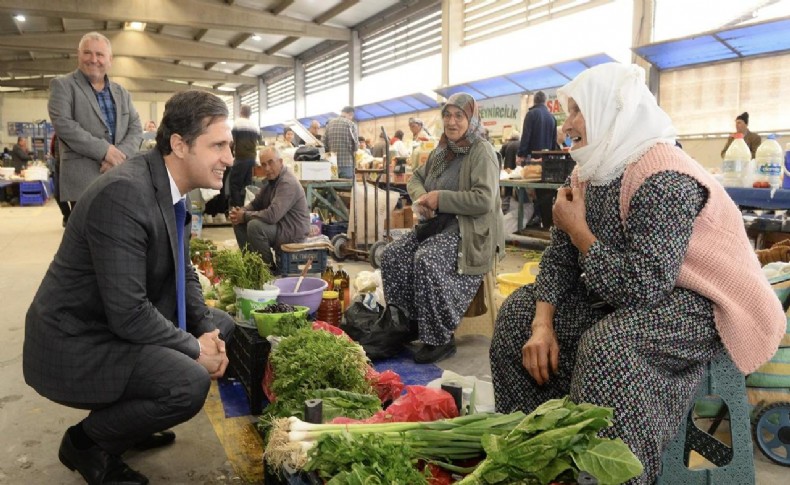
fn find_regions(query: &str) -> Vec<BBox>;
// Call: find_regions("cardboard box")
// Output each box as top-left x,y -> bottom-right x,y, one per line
403,206 -> 414,227
390,208 -> 405,229
293,161 -> 332,181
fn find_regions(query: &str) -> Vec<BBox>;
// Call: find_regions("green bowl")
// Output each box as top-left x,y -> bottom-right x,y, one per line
252,305 -> 310,337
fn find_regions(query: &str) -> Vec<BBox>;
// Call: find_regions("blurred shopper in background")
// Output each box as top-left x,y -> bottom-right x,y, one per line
229,104 -> 261,208
720,111 -> 761,159
324,106 -> 359,179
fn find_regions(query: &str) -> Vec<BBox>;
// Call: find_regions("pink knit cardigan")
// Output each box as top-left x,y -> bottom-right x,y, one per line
575,143 -> 785,374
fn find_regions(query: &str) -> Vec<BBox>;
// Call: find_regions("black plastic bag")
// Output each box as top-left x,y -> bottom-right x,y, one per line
341,302 -> 413,360
294,146 -> 321,161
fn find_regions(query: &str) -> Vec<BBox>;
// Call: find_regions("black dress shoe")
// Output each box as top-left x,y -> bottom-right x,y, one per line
59,431 -> 149,485
414,339 -> 457,364
132,430 -> 176,451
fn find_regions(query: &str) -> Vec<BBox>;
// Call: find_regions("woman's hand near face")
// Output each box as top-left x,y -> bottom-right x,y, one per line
552,187 -> 596,254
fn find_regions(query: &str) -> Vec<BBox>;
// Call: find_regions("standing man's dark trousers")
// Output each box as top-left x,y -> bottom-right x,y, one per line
234,218 -> 278,267
58,309 -> 234,455
229,158 -> 255,208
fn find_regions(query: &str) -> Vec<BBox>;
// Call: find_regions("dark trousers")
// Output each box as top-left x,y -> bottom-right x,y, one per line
57,309 -> 235,455
234,218 -> 278,266
229,158 -> 255,208
52,157 -> 72,222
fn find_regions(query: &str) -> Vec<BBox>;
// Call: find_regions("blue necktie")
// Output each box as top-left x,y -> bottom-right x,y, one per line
174,199 -> 187,331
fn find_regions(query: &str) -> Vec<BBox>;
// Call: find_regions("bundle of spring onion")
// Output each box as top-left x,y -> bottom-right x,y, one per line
264,412 -> 526,474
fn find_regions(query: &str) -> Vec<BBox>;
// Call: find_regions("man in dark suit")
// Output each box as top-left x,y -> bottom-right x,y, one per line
24,90 -> 235,485
48,31 -> 142,207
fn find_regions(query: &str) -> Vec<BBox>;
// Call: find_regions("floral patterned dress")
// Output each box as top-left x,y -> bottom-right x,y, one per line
490,171 -> 723,484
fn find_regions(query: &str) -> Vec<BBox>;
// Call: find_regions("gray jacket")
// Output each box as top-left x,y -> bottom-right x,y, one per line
243,166 -> 310,247
48,70 -> 142,202
408,140 -> 504,275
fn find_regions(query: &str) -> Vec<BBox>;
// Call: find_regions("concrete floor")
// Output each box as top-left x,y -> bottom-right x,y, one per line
0,201 -> 786,484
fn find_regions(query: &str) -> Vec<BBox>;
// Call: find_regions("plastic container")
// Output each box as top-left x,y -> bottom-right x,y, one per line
316,291 -> 341,326
755,134 -> 783,188
784,143 -> 790,190
252,305 -> 310,337
496,262 -> 540,297
234,285 -> 281,325
272,277 -> 329,314
722,133 -> 750,187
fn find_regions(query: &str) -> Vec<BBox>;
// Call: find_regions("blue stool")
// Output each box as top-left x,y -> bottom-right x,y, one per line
657,352 -> 755,484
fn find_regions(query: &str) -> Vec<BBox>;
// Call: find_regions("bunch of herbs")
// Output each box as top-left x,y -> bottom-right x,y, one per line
266,328 -> 374,419
212,249 -> 273,290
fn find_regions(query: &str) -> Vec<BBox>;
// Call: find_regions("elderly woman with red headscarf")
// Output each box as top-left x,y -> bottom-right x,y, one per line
490,63 -> 785,484
380,92 -> 505,364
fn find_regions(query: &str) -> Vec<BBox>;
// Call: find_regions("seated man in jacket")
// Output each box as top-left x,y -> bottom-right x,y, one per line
229,147 -> 310,269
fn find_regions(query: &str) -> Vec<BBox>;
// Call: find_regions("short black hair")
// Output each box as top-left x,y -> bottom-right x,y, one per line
394,130 -> 404,139
156,90 -> 228,156
283,127 -> 294,135
534,91 -> 547,104
240,105 -> 252,118
341,106 -> 354,115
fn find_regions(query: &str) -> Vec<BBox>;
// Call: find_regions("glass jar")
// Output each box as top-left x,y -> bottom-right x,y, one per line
316,291 -> 341,326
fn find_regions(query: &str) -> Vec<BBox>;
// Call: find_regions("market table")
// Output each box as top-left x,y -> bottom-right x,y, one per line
499,179 -> 563,232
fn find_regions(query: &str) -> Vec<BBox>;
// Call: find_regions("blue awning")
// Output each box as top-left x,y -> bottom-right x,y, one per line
297,112 -> 337,128
353,93 -> 440,121
260,123 -> 285,135
434,53 -> 616,100
633,16 -> 790,70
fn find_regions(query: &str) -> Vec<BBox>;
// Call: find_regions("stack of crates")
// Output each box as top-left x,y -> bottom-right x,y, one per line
20,181 -> 48,206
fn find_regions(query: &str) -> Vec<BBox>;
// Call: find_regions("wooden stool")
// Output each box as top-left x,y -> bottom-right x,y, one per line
456,270 -> 497,338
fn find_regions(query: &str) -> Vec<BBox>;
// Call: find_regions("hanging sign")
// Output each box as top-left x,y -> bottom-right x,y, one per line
477,94 -> 521,137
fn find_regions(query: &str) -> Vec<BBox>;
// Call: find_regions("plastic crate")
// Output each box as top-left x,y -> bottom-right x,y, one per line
276,248 -> 328,276
321,221 -> 348,239
226,325 -> 270,415
19,181 -> 48,206
533,151 -> 575,183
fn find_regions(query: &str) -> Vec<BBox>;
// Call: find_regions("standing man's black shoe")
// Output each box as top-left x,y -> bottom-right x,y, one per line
59,430 -> 149,485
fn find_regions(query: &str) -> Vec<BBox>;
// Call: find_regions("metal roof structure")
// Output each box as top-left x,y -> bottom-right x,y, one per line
633,15 -> 790,71
434,53 -> 616,100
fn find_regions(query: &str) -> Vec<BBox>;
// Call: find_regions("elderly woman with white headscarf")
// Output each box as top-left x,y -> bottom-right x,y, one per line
381,93 -> 504,364
490,63 -> 784,483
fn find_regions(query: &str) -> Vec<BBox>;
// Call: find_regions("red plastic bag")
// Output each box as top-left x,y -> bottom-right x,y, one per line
331,385 -> 458,424
311,320 -> 350,339
365,367 -> 404,403
262,356 -> 276,402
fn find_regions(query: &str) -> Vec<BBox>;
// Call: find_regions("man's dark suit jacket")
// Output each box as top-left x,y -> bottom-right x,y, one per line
24,149 -> 220,403
517,103 -> 558,158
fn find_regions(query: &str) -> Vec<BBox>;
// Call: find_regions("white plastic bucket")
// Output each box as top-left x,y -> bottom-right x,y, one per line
234,285 -> 280,324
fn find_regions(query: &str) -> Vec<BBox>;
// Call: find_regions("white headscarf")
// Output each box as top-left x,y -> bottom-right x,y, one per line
557,63 -> 677,186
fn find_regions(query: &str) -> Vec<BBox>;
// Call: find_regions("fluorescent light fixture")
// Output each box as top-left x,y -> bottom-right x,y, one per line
13,14 -> 26,22
220,61 -> 227,64
123,21 -> 146,31
252,35 -> 262,41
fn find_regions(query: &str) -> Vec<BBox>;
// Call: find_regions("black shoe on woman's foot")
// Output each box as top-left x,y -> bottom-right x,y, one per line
414,339 -> 456,364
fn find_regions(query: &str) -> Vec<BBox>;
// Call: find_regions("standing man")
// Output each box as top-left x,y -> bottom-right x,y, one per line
515,91 -> 557,164
324,106 -> 358,179
229,104 -> 261,208
230,147 -> 310,271
10,136 -> 32,173
721,111 -> 761,159
48,32 -> 142,207
24,90 -> 235,485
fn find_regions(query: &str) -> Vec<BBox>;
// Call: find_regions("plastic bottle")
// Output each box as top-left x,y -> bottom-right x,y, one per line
316,291 -> 341,326
784,143 -> 790,190
321,265 -> 335,291
722,133 -> 750,187
755,134 -> 783,189
335,265 -> 351,311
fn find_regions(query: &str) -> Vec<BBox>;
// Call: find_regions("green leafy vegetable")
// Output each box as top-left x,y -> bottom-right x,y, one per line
265,328 -> 374,419
458,397 -> 643,485
310,388 -> 382,421
212,248 -> 273,290
189,237 -> 217,256
306,433 -> 429,484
